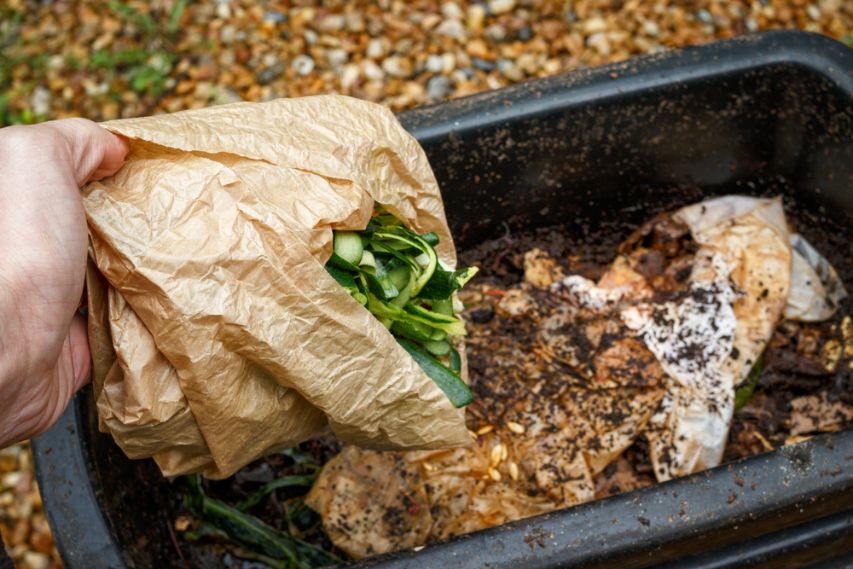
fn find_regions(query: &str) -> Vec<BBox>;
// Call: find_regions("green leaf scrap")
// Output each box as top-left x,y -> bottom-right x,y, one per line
184,475 -> 339,569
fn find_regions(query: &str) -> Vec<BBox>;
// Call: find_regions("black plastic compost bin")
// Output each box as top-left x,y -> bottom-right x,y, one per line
33,31 -> 853,569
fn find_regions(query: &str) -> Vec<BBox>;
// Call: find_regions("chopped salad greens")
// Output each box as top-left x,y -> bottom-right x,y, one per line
326,210 -> 477,408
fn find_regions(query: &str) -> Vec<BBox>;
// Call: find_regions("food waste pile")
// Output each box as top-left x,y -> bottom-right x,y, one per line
179,193 -> 851,566
305,196 -> 850,558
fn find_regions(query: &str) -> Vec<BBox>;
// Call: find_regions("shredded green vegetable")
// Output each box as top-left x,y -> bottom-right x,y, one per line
734,353 -> 765,412
184,474 -> 339,569
327,209 -> 478,407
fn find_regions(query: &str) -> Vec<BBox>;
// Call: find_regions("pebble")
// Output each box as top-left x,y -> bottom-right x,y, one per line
643,20 -> 661,37
420,13 -> 443,30
264,10 -> 286,24
291,54 -> 315,76
441,1 -> 464,21
427,75 -> 452,100
435,18 -> 467,40
316,14 -> 345,33
382,55 -> 412,78
29,87 -> 51,116
303,29 -> 318,45
470,307 -> 495,324
497,58 -> 523,81
345,12 -> 365,32
587,32 -> 611,56
472,57 -> 495,72
219,25 -> 237,44
484,23 -> 507,41
340,63 -> 360,89
261,53 -> 278,68
425,54 -> 444,73
326,48 -> 348,68
489,0 -> 516,16
441,52 -> 457,73
82,79 -> 108,96
467,4 -> 486,32
696,9 -> 714,25
366,38 -> 387,59
467,38 -> 490,59
583,17 -> 607,33
215,2 -> 231,19
806,5 -> 821,20
21,552 -> 49,569
361,59 -> 385,81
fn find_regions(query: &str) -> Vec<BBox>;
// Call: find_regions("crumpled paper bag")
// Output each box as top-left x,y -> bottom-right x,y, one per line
83,96 -> 471,479
636,196 -> 846,479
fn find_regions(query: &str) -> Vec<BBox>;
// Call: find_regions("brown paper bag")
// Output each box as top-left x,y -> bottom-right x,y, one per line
83,96 -> 471,479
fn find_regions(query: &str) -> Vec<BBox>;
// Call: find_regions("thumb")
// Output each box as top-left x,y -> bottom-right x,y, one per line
43,118 -> 129,186
87,131 -> 129,182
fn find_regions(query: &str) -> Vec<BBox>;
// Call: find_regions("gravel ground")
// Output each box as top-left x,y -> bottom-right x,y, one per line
0,445 -> 58,569
0,1 -> 851,568
1,0 -> 850,124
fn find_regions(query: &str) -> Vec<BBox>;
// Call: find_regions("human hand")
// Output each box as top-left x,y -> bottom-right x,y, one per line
0,118 -> 128,447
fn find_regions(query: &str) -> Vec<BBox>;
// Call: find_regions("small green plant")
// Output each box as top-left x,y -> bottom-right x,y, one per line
0,8 -> 29,125
183,446 -> 339,569
0,1 -> 191,125
89,1 -> 189,98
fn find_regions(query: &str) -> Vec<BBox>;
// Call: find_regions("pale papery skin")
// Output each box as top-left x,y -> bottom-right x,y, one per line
0,118 -> 127,448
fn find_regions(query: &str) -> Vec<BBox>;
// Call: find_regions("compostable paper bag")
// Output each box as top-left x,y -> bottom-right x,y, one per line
84,96 -> 471,479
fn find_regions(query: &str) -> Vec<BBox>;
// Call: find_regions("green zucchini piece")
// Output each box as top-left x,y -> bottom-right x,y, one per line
391,275 -> 416,308
368,213 -> 403,228
367,293 -> 461,335
397,338 -> 473,408
374,229 -> 437,295
359,250 -> 376,268
403,303 -> 466,335
371,241 -> 422,272
419,266 -> 479,300
357,271 -> 398,302
430,328 -> 447,341
391,320 -> 436,343
388,265 -> 411,290
431,298 -> 454,316
449,345 -> 462,374
327,251 -> 360,273
423,340 -> 451,356
333,231 -> 363,265
325,265 -> 357,288
421,232 -> 440,247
